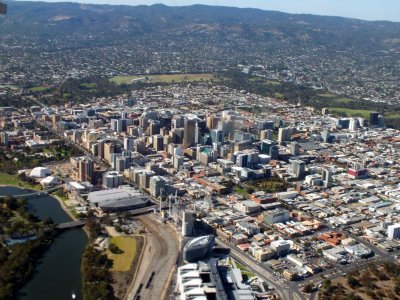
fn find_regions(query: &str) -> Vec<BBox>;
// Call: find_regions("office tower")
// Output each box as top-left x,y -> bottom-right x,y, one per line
153,134 -> 164,151
0,3 -> 7,14
78,157 -> 94,183
321,168 -> 333,188
173,155 -> 184,170
124,136 -> 135,151
104,142 -> 115,163
388,224 -> 400,240
234,130 -> 252,142
378,115 -> 385,128
278,127 -> 292,145
0,131 -> 9,147
115,156 -> 127,172
183,115 -> 199,149
321,130 -> 331,143
111,118 -> 119,131
102,171 -> 124,189
52,114 -> 61,128
173,115 -> 185,128
149,120 -> 161,135
91,143 -> 98,157
349,118 -> 358,132
290,160 -> 305,178
369,111 -> 379,126
83,108 -> 96,117
256,120 -> 275,130
269,145 -> 279,160
260,129 -> 273,141
149,176 -> 165,197
171,128 -> 185,144
194,122 -> 200,145
97,140 -> 105,159
290,142 -> 300,156
206,116 -> 220,130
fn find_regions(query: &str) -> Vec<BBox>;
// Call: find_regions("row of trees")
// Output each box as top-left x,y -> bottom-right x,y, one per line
81,219 -> 115,300
0,196 -> 55,299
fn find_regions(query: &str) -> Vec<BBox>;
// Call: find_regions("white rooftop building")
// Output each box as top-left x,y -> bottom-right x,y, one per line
29,167 -> 51,178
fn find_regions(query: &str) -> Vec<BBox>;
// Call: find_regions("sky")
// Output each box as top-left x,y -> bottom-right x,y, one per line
20,0 -> 400,22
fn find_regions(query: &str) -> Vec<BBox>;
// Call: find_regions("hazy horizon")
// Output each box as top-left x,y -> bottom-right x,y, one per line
15,0 -> 400,22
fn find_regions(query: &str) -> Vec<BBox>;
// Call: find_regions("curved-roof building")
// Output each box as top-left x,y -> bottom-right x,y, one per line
183,235 -> 215,263
30,167 -> 51,178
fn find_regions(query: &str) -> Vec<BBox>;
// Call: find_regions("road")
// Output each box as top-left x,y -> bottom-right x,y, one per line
217,238 -> 306,300
125,215 -> 179,300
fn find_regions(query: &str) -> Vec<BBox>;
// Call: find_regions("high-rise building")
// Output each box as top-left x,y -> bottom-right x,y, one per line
124,136 -> 135,151
269,145 -> 279,160
149,120 -> 161,136
321,130 -> 331,143
289,142 -> 300,156
183,115 -> 200,149
321,168 -> 333,188
260,129 -> 273,141
278,127 -> 292,145
149,176 -> 165,197
234,130 -> 252,142
153,134 -> 164,151
102,171 -> 124,189
173,115 -> 186,129
115,156 -> 127,172
104,142 -> 115,163
0,131 -> 9,147
78,157 -> 94,183
388,224 -> 400,240
0,2 -> 7,14
349,118 -> 358,132
210,129 -> 224,144
97,140 -> 105,159
290,160 -> 305,178
378,115 -> 386,128
369,111 -> 379,126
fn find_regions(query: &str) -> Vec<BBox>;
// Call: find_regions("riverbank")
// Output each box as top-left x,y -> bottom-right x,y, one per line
0,172 -> 41,191
53,193 -> 90,237
0,186 -> 88,300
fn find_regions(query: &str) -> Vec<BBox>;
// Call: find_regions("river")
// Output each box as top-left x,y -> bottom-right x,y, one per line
0,186 -> 88,300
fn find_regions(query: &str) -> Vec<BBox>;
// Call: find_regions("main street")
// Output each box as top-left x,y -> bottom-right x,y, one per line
217,238 -> 306,300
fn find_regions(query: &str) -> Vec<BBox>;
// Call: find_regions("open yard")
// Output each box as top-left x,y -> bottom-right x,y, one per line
317,93 -> 355,104
330,107 -> 372,119
110,73 -> 215,85
0,172 -> 40,190
106,236 -> 137,272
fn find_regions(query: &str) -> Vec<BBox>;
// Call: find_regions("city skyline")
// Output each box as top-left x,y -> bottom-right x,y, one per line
18,0 -> 400,22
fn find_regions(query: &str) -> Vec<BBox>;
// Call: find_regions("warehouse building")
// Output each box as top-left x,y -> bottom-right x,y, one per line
88,186 -> 149,212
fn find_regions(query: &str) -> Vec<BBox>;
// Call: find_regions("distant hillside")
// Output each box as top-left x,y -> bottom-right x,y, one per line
1,1 -> 400,51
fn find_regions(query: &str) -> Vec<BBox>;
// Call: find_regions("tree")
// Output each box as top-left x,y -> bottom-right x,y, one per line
302,283 -> 314,293
347,274 -> 359,289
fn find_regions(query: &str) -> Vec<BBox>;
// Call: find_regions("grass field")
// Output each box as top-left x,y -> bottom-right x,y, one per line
235,260 -> 256,280
29,86 -> 51,93
385,113 -> 400,119
330,108 -> 372,119
110,73 -> 215,85
317,93 -> 355,103
106,236 -> 137,272
0,172 -> 41,190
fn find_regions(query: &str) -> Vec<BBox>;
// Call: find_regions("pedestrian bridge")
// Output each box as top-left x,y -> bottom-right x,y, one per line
0,185 -> 62,199
56,220 -> 86,230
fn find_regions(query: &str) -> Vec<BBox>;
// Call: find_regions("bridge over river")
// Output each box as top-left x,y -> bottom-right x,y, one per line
0,185 -> 62,199
56,220 -> 86,230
